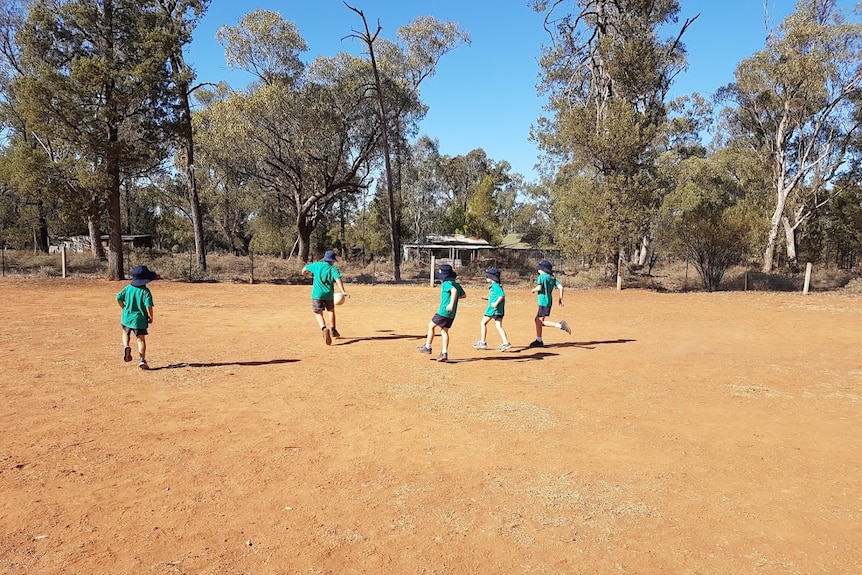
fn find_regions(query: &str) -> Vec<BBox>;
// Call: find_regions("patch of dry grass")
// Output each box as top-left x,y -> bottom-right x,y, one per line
2,248 -> 859,293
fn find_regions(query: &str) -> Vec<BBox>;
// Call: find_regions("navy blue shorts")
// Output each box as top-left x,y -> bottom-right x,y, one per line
312,299 -> 335,312
536,305 -> 552,319
122,324 -> 148,336
484,313 -> 504,321
431,313 -> 454,329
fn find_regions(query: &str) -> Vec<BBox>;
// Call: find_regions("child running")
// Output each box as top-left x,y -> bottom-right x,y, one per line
472,267 -> 512,352
302,250 -> 349,345
416,263 -> 466,363
116,265 -> 160,370
529,259 -> 570,348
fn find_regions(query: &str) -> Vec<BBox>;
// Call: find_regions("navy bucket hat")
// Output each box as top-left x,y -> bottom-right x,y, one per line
484,267 -> 502,283
130,265 -> 159,287
323,250 -> 337,262
434,264 -> 457,281
537,260 -> 554,274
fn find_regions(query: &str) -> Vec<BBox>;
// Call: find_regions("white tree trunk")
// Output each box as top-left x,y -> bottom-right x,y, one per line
782,215 -> 799,272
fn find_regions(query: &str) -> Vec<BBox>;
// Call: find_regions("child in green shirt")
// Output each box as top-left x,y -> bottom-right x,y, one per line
116,265 -> 159,370
301,250 -> 349,345
473,267 -> 512,352
529,260 -> 570,348
416,264 -> 466,363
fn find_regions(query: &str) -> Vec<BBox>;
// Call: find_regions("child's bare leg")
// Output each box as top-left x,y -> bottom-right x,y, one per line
425,321 -> 437,347
329,309 -> 337,330
495,319 -> 509,345
137,334 -> 147,360
313,310 -> 326,329
440,327 -> 450,353
122,329 -> 131,348
479,316 -> 490,342
535,315 -> 545,338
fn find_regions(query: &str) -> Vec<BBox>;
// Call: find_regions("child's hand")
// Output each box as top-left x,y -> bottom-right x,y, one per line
558,298 -> 564,306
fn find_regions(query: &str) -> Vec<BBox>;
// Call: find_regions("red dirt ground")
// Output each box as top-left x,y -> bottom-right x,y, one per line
1,278 -> 861,574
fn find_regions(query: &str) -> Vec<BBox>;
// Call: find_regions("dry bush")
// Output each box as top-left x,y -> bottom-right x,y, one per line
843,277 -> 862,294
4,248 -> 859,293
0,250 -> 104,277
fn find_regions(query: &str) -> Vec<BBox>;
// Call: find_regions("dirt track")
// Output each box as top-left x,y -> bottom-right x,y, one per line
1,278 -> 861,574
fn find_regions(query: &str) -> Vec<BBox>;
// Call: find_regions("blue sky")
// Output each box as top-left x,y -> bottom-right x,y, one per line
185,1 -> 860,182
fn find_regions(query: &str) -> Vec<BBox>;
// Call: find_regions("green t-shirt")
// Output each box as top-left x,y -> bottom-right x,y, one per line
484,281 -> 505,316
304,260 -> 342,299
536,272 -> 560,307
116,285 -> 154,329
437,279 -> 466,319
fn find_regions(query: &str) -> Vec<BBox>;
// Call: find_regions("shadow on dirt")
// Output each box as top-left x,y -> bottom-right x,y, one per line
334,330 -> 424,346
150,358 -> 299,370
564,339 -> 636,348
440,351 -> 559,363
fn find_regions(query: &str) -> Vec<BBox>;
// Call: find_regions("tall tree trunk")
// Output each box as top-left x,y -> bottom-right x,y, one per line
296,212 -> 312,262
637,235 -> 650,266
87,214 -> 106,260
106,131 -> 124,281
173,62 -> 207,272
762,189 -> 788,273
351,9 -> 401,281
782,215 -> 799,273
35,202 -> 49,253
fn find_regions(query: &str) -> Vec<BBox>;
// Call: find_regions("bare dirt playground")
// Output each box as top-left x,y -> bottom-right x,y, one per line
1,278 -> 861,574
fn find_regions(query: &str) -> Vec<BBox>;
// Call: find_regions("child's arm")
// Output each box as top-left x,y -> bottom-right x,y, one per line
335,277 -> 348,297
117,299 -> 125,309
491,295 -> 504,308
556,282 -> 564,306
446,287 -> 462,312
531,284 -> 541,293
147,306 -> 154,324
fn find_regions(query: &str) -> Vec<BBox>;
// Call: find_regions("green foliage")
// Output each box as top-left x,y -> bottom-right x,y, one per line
463,175 -> 501,243
216,9 -> 307,86
719,0 -> 862,272
658,155 -> 763,290
533,0 -> 693,266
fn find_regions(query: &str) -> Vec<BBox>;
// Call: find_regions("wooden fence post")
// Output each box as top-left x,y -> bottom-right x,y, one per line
803,262 -> 812,295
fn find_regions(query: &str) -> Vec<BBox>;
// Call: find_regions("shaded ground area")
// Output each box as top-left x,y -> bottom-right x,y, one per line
1,279 -> 861,574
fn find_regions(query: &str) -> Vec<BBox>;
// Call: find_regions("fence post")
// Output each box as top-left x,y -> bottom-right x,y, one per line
430,255 -> 435,287
61,245 -> 67,278
803,262 -> 813,295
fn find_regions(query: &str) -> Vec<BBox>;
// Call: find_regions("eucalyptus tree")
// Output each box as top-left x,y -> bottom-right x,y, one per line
401,135 -> 446,244
719,0 -> 862,272
0,0 -> 106,255
15,0 -> 176,280
346,6 -> 469,280
205,11 -> 374,261
156,0 -> 211,272
531,0 -> 696,278
656,148 -> 765,290
206,9 -> 468,265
